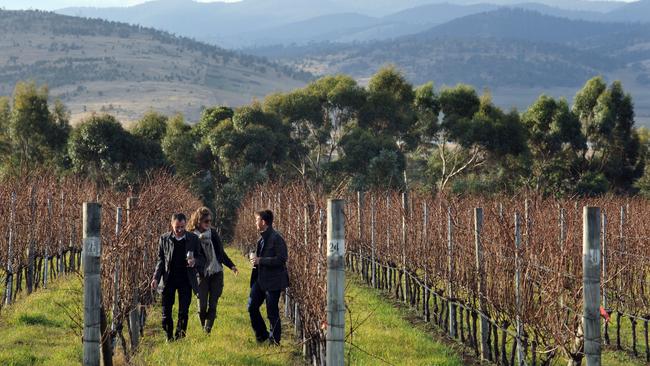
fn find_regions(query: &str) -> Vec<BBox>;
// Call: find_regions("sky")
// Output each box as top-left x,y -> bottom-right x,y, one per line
0,0 -> 240,10
0,0 -> 634,10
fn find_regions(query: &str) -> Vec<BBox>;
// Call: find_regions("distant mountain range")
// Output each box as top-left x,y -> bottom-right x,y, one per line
8,0 -> 650,125
0,10 -> 308,123
606,0 -> 650,22
55,0 -> 649,48
245,8 -> 650,124
249,8 -> 650,83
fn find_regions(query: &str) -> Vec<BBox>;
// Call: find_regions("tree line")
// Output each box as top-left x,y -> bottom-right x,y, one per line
1,68 -> 649,238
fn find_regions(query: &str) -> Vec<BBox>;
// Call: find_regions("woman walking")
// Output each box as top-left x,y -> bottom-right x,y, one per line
188,207 -> 238,334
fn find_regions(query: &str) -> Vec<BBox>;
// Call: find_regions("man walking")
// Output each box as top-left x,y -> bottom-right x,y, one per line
151,213 -> 205,341
248,209 -> 289,345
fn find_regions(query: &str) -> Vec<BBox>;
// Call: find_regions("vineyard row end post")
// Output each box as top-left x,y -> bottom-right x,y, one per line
474,207 -> 490,361
127,196 -> 141,350
447,206 -> 457,338
317,208 -> 324,278
601,212 -> 608,311
111,207 -> 123,338
4,192 -> 16,306
371,194 -> 377,288
423,202 -> 429,322
44,196 -> 53,289
83,202 -> 102,366
401,192 -> 408,302
514,213 -> 524,366
583,206 -> 602,366
326,199 -> 345,366
26,187 -> 36,295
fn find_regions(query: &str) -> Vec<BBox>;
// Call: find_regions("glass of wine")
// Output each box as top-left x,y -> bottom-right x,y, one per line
249,250 -> 257,267
186,250 -> 194,267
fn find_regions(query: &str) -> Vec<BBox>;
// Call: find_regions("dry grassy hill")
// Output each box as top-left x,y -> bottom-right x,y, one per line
0,10 -> 310,123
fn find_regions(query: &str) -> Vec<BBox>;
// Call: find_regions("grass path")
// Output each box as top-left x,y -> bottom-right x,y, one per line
0,246 -> 641,365
343,275 -> 463,365
134,248 -> 464,365
131,248 -> 304,366
0,274 -> 83,365
0,247 -> 475,366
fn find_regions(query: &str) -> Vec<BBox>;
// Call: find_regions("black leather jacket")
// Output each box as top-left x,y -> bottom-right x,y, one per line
153,231 -> 205,294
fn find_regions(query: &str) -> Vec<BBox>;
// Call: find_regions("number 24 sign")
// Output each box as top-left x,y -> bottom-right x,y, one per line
328,240 -> 344,256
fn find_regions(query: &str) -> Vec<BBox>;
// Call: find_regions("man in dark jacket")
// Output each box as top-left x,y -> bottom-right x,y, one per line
248,209 -> 289,345
150,213 -> 205,341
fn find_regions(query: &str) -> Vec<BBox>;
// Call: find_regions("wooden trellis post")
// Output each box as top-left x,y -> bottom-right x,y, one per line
83,202 -> 102,366
447,206 -> 456,338
58,192 -> 66,275
474,207 -> 490,361
583,206 -> 602,366
317,208 -> 324,277
44,195 -> 53,288
111,207 -> 123,340
601,212 -> 607,310
371,195 -> 377,288
423,202 -> 429,321
26,187 -> 37,294
126,197 -> 140,350
357,191 -> 364,241
515,213 -> 524,366
401,191 -> 408,302
4,192 -> 16,306
326,199 -> 345,366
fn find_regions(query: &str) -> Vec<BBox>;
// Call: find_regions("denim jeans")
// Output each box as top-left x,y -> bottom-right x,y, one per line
247,281 -> 282,343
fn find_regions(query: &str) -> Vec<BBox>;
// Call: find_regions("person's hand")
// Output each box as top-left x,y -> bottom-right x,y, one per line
151,278 -> 158,290
187,258 -> 196,267
232,266 -> 239,275
250,257 -> 260,266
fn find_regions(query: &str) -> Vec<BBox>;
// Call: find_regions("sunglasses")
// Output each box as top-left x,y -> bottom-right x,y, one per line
202,219 -> 212,224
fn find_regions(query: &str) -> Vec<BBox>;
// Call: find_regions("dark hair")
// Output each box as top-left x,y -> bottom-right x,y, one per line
171,212 -> 187,222
256,210 -> 273,226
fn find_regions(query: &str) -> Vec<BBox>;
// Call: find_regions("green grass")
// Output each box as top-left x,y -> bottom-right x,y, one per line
343,276 -> 464,366
133,247 -> 465,366
355,266 -> 647,366
0,273 -> 83,366
131,248 -> 304,366
600,313 -> 648,366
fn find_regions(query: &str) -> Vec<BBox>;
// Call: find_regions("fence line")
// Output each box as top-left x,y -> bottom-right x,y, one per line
234,184 -> 650,365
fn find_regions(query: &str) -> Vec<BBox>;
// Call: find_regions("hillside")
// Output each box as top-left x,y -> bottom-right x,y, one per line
55,0 -> 646,48
0,10 -> 309,123
416,8 -> 647,43
273,37 -> 616,88
604,0 -> 650,22
252,9 -> 650,124
238,13 -> 381,45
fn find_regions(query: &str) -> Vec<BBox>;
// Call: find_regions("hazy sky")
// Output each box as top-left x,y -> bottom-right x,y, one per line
0,0 -> 239,10
0,0 -> 634,10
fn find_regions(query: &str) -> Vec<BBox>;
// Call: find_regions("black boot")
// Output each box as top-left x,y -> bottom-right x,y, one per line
199,311 -> 206,329
205,317 -> 214,334
163,322 -> 174,342
175,318 -> 187,340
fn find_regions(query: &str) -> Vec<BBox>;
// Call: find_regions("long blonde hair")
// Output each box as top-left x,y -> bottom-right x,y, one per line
188,206 -> 213,232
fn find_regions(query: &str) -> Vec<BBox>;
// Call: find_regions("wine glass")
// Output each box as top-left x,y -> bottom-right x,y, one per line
186,250 -> 194,267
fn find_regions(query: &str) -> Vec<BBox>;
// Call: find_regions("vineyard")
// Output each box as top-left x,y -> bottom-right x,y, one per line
0,171 -> 199,363
3,173 -> 648,365
234,183 -> 650,365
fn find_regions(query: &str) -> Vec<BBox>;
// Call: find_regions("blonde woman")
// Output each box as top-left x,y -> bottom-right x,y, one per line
188,207 -> 238,334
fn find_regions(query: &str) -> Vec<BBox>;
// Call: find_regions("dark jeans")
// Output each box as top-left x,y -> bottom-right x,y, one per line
198,271 -> 224,333
161,276 -> 192,340
248,281 -> 282,343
